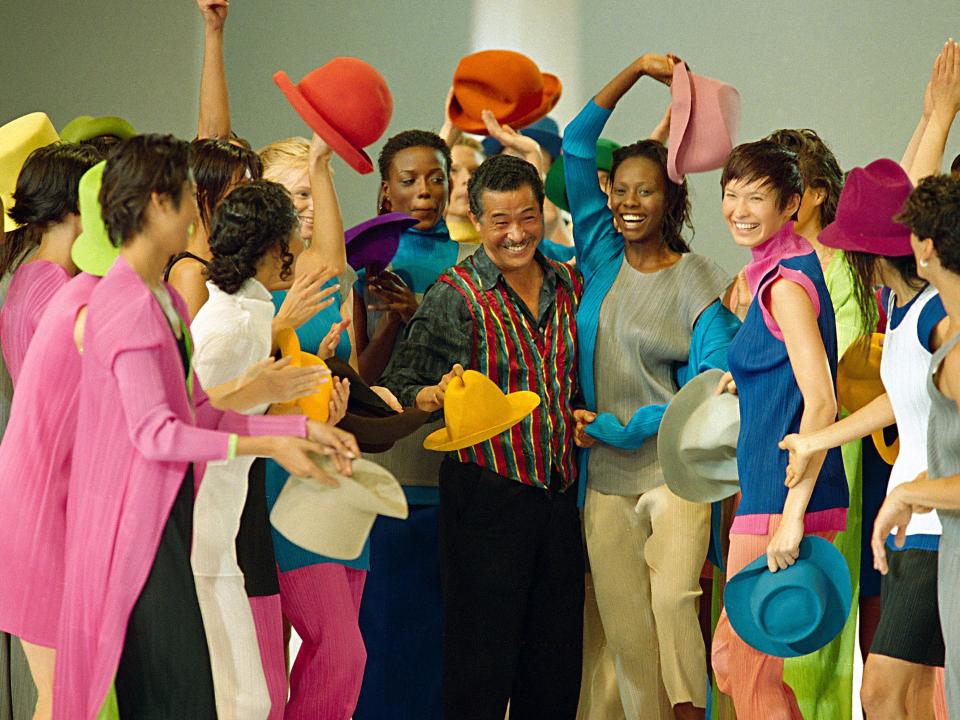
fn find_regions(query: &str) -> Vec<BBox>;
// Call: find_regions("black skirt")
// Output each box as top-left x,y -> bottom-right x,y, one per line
235,458 -> 281,597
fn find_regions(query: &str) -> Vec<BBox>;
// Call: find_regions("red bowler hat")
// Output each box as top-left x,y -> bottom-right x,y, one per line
448,50 -> 562,135
820,159 -> 914,256
274,58 -> 393,175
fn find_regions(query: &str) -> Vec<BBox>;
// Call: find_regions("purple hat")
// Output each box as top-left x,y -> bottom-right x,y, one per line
819,159 -> 914,257
345,212 -> 417,271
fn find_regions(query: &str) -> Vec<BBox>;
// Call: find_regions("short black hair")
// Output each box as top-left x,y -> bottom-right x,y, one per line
610,139 -> 692,254
377,129 -> 451,181
467,154 -> 545,220
100,134 -> 193,246
897,174 -> 960,275
951,153 -> 960,175
1,142 -> 102,276
206,180 -> 298,294
720,140 -> 803,211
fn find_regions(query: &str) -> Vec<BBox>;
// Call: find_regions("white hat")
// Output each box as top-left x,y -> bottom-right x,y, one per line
659,368 -> 740,504
270,456 -> 408,560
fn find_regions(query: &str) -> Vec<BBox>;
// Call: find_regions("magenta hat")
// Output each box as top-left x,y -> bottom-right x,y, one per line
819,159 -> 914,256
345,212 -> 417,271
667,61 -> 741,184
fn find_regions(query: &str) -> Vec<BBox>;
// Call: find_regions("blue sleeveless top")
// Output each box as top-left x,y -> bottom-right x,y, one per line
265,279 -> 370,571
727,252 -> 849,518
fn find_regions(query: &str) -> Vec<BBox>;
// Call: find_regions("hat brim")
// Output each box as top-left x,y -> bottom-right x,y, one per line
659,369 -> 740,504
345,212 -> 417,271
274,70 -> 374,175
724,536 -> 853,657
270,456 -> 408,560
667,62 -> 694,184
450,74 -> 562,135
818,222 -> 913,257
423,391 -> 541,452
60,115 -> 136,144
71,161 -> 118,277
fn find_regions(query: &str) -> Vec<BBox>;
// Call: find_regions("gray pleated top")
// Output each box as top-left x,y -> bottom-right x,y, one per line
588,253 -> 729,496
927,332 -> 960,531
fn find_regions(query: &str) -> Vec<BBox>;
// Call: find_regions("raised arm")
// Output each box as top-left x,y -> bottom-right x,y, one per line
909,40 -> 960,184
196,0 -> 231,140
293,135 -> 347,279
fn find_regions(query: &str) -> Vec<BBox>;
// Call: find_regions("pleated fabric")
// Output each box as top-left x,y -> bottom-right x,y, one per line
249,595 -> 286,720
278,564 -> 367,720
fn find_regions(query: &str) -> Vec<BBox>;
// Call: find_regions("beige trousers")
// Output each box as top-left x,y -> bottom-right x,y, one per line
577,572 -> 625,720
585,485 -> 710,719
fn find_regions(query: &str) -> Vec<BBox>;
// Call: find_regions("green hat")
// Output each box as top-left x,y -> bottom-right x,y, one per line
544,138 -> 620,213
71,161 -> 119,276
60,115 -> 136,144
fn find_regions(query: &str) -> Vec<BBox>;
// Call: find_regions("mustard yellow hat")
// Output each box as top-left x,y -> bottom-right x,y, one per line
423,369 -> 540,452
275,327 -> 332,422
837,333 -> 898,465
0,113 -> 59,232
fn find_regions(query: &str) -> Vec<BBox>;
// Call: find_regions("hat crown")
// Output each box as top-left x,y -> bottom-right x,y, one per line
678,392 -> 740,456
453,50 -> 545,121
78,161 -> 106,229
751,566 -> 828,644
444,370 -> 514,439
833,159 -> 912,239
298,58 -> 393,148
276,328 -> 332,422
0,112 -> 60,232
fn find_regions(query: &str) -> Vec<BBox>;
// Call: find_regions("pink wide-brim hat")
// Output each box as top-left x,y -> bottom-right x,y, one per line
667,61 -> 741,184
819,159 -> 914,257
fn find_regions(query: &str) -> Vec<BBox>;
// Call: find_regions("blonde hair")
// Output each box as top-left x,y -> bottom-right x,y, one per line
258,137 -> 310,182
453,136 -> 484,154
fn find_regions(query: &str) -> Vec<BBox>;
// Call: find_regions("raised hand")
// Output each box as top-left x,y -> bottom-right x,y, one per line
367,270 -> 419,324
274,268 -> 339,333
327,377 -> 350,426
480,110 -> 544,174
197,0 -> 228,32
317,318 -> 351,360
930,39 -> 960,120
309,132 -> 334,166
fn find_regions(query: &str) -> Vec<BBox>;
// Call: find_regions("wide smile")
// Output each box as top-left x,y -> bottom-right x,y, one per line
619,213 -> 648,231
501,237 -> 535,255
731,221 -> 760,234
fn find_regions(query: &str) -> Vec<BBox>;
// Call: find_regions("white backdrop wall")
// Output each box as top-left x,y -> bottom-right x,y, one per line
3,1 -> 960,274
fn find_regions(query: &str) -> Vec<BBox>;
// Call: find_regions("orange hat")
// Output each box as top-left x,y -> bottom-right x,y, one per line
448,50 -> 561,135
274,58 -> 393,175
837,333 -> 898,465
275,328 -> 332,422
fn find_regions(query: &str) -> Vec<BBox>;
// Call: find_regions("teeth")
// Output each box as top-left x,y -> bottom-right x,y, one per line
621,214 -> 645,222
735,222 -> 759,230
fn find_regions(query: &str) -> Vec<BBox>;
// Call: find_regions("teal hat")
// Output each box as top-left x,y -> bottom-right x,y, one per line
60,115 -> 136,144
544,138 -> 620,212
724,536 -> 852,658
71,161 -> 119,276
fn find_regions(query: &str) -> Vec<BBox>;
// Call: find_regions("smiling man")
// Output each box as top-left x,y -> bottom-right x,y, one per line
382,154 -> 585,720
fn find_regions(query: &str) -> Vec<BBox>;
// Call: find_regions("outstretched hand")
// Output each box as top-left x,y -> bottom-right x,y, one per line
930,39 -> 960,120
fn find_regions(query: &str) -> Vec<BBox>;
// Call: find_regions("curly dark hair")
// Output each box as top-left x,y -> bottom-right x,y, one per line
191,138 -> 263,231
206,181 -> 298,294
467,154 -> 544,220
377,129 -> 452,183
951,153 -> 960,175
1,142 -> 102,276
896,174 -> 960,276
765,128 -> 844,227
609,140 -> 692,254
101,134 -> 193,247
721,141 -> 803,211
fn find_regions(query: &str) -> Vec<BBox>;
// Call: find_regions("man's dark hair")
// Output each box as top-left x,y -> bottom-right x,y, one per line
467,154 -> 544,220
896,174 -> 960,275
720,140 -> 803,211
100,134 -> 193,247
377,129 -> 452,181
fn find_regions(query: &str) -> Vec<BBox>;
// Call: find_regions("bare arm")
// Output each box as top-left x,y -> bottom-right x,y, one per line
909,40 -> 960,184
766,280 -> 839,571
294,135 -> 347,279
196,0 -> 231,140
166,260 -> 209,321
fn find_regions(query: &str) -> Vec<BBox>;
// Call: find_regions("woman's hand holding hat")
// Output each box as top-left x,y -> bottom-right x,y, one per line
416,364 -> 465,412
306,420 -> 359,478
243,355 -> 332,407
572,409 -> 598,448
367,270 -> 418,323
371,385 -> 403,412
639,53 -> 680,86
713,371 -> 737,396
766,515 -> 804,572
266,435 -> 341,486
309,133 -> 335,167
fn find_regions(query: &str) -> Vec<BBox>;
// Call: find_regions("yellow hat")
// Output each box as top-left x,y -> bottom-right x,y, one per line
275,327 -> 332,422
423,369 -> 540,452
0,113 -> 59,232
837,333 -> 898,465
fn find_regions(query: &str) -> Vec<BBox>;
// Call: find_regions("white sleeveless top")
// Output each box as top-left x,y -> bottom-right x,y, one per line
880,284 -> 942,537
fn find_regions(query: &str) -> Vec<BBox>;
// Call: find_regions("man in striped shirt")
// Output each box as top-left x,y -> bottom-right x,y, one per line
383,154 -> 585,720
